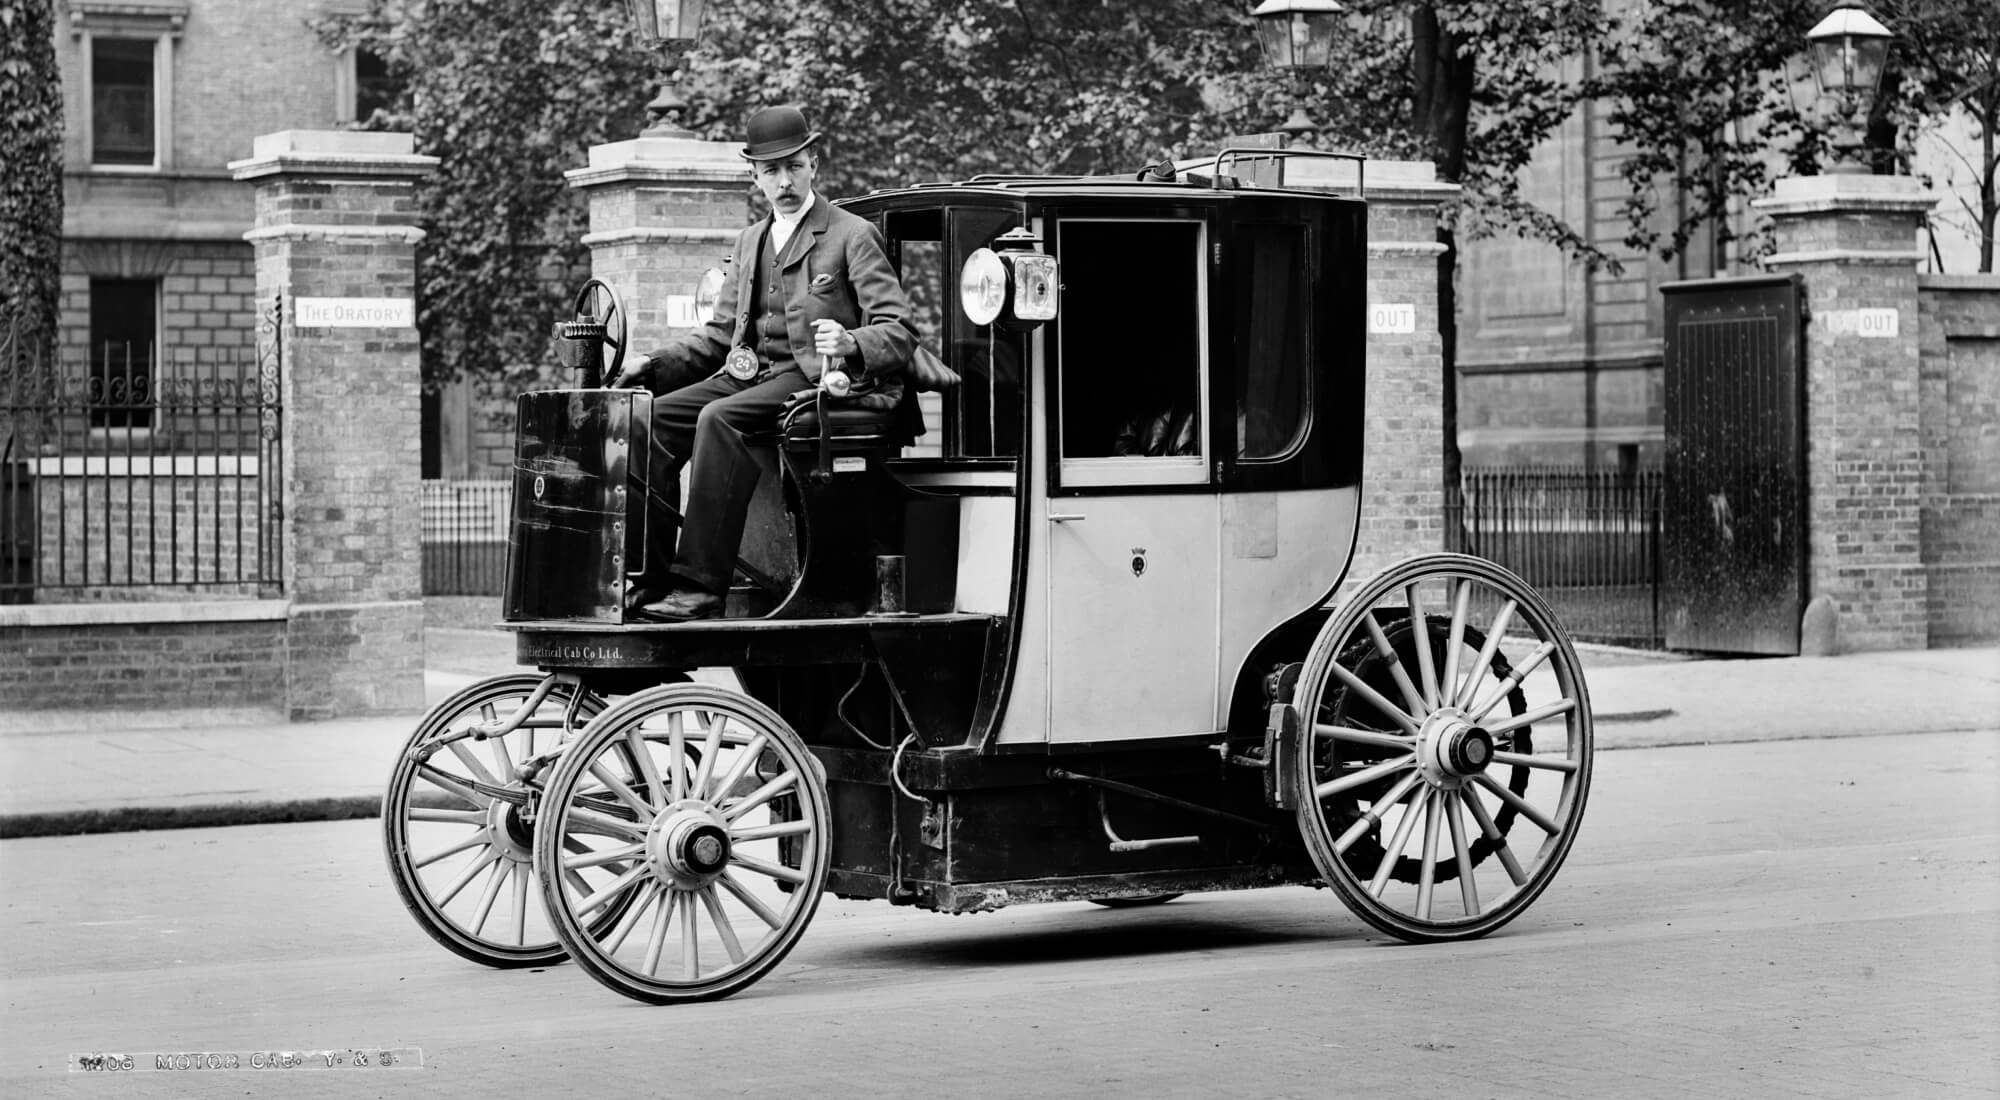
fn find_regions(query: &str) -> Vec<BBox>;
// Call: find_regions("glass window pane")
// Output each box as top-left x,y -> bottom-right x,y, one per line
1056,220 -> 1204,463
949,209 -> 1026,458
88,279 -> 157,428
355,48 -> 397,121
1235,223 -> 1310,460
92,38 -> 155,166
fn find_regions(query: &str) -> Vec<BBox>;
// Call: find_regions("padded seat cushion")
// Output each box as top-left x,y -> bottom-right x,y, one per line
781,402 -> 903,445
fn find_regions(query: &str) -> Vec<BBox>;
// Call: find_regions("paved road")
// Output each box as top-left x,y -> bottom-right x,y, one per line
3,731 -> 1995,1098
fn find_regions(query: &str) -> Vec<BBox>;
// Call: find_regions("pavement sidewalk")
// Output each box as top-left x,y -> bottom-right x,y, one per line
2,625 -> 1993,838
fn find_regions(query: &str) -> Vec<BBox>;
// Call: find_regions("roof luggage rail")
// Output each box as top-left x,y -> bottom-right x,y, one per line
1195,148 -> 1366,197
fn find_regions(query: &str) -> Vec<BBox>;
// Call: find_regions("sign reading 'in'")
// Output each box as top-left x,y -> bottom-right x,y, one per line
294,297 -> 416,328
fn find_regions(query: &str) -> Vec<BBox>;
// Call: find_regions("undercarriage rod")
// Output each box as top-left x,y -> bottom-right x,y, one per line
1047,768 -> 1270,833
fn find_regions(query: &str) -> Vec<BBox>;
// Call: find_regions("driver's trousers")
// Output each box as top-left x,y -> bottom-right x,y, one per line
642,366 -> 810,596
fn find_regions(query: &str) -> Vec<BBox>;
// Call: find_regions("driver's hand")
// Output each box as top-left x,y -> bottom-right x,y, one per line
812,319 -> 858,361
612,355 -> 654,389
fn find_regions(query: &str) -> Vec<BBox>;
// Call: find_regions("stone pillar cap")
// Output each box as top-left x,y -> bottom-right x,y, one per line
1752,173 -> 1938,217
567,135 -> 747,189
229,130 -> 439,181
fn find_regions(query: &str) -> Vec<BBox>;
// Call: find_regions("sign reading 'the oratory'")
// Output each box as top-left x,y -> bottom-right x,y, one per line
295,297 -> 416,328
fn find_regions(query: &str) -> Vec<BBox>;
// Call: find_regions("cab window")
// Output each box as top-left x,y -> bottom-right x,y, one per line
1235,223 -> 1311,461
885,206 -> 1026,461
1054,218 -> 1208,488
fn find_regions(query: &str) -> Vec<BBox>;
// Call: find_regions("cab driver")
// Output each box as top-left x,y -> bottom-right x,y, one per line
613,105 -> 917,621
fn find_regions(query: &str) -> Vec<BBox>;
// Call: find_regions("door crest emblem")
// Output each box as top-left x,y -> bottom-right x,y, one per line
533,475 -> 546,502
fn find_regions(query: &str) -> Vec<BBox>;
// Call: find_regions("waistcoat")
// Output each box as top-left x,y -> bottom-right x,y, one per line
749,227 -> 799,374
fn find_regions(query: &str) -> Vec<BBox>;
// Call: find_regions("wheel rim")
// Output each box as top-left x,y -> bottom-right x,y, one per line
1293,554 -> 1593,942
383,675 -> 605,967
535,684 -> 830,1003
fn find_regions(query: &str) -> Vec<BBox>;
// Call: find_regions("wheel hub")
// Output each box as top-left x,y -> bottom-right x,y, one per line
1417,707 -> 1495,787
646,800 -> 733,888
487,798 -> 535,862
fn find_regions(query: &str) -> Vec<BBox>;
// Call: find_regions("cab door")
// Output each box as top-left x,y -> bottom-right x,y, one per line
1042,215 -> 1221,745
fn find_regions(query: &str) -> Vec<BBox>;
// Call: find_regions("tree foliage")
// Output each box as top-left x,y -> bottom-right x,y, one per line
1,0 -> 65,350
1880,0 -> 2000,271
311,0 -> 659,395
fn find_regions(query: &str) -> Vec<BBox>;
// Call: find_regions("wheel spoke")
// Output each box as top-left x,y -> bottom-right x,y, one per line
1466,641 -> 1555,722
690,713 -> 724,799
1314,723 -> 1415,751
413,830 -> 493,869
699,885 -> 746,965
510,862 -> 531,945
721,768 -> 799,822
408,806 -> 487,824
1471,771 -> 1562,835
1486,697 -> 1577,737
434,847 -> 502,907
1454,600 -> 1518,708
446,740 -> 503,789
706,733 -> 769,804
679,892 -> 700,980
663,715 -> 685,803
730,851 -> 807,886
489,735 -> 519,785
1441,579 -> 1473,713
564,841 -> 645,871
642,890 -> 674,977
731,818 -> 813,842
1313,753 -> 1417,801
1462,787 -> 1528,886
563,806 -> 647,842
718,870 -> 784,929
417,765 -> 487,809
588,760 -> 657,819
631,727 -> 666,806
1334,771 -> 1423,854
1327,660 -> 1423,736
1490,749 -> 1578,773
604,883 -> 662,955
1415,792 -> 1441,920
1362,612 -> 1428,717
1447,791 -> 1480,916
469,859 -> 509,935
1406,583 -> 1440,709
1369,786 -> 1430,897
574,862 -> 651,918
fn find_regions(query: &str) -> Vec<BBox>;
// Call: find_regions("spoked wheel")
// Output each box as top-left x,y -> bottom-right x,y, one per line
534,683 -> 831,1004
383,674 -> 606,967
1292,554 -> 1593,943
571,277 -> 626,380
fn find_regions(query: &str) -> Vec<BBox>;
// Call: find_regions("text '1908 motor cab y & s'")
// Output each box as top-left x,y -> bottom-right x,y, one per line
382,149 -> 1595,1004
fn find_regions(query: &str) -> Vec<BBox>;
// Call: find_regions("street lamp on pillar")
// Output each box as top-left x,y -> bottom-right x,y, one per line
626,0 -> 707,139
1806,6 -> 1893,175
1251,0 -> 1343,145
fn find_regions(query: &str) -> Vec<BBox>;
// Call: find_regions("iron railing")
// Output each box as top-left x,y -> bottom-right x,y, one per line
422,478 -> 510,595
0,299 -> 283,602
1447,465 -> 1664,648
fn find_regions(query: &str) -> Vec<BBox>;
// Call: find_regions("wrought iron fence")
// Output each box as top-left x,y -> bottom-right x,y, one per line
0,300 -> 284,603
1446,465 -> 1664,648
422,479 -> 510,595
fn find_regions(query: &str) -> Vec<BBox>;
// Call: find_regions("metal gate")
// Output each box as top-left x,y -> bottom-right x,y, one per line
1660,274 -> 1805,654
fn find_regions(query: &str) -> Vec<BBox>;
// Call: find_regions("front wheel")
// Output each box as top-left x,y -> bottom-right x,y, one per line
534,683 -> 831,1003
1291,554 -> 1593,943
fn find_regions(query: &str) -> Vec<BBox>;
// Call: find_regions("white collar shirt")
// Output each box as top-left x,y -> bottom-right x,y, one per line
770,191 -> 817,256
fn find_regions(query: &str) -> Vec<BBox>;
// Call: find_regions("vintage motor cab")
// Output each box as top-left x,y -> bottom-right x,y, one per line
382,150 -> 1596,1005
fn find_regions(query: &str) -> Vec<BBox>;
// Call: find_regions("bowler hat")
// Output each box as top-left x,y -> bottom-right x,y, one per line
739,105 -> 822,161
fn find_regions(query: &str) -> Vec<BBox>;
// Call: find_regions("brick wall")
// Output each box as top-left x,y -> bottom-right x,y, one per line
33,467 -> 268,595
0,615 -> 285,711
1917,275 -> 2000,644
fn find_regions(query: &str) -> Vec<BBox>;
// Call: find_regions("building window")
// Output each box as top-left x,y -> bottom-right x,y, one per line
338,47 -> 399,124
88,279 -> 158,429
91,37 -> 158,167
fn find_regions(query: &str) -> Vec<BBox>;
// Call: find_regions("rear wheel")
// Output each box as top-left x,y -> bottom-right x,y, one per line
534,683 -> 831,1003
1291,554 -> 1593,942
383,674 -> 604,967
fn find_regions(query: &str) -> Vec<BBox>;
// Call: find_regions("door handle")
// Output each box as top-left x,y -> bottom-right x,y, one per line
1048,511 -> 1087,523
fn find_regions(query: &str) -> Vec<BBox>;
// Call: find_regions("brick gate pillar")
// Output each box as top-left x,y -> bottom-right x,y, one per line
1754,175 -> 1937,653
1295,159 -> 1462,585
231,131 -> 439,718
564,134 -> 747,360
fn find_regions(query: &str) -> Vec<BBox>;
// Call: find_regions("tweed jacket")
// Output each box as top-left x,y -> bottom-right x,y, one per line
642,197 -> 916,401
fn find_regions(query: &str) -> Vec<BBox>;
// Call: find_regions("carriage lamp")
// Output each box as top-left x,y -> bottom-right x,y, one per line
625,0 -> 707,138
1806,7 -> 1893,174
1251,0 -> 1344,142
959,229 -> 1058,331
692,266 -> 725,324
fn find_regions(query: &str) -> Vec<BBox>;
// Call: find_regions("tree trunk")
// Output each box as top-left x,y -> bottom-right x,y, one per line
1411,4 -> 1474,541
0,0 -> 66,352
